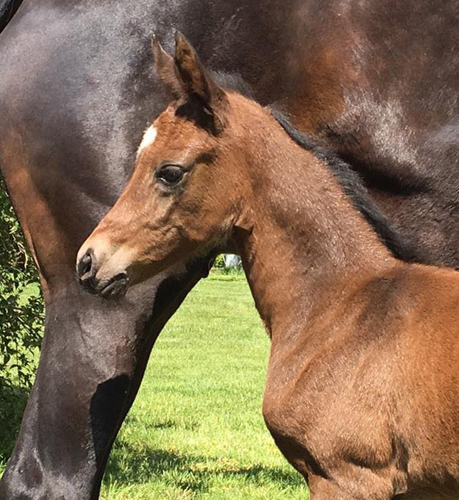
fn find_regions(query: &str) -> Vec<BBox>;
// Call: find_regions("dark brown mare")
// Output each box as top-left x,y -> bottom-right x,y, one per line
78,36 -> 459,500
3,1 -> 459,498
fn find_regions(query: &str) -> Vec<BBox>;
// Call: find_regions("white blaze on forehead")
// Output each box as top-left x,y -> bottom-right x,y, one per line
138,125 -> 157,154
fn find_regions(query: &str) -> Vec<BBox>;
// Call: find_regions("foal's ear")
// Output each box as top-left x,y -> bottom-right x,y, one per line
174,32 -> 227,131
152,36 -> 182,97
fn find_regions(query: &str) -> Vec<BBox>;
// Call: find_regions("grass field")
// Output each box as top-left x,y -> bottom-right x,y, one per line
101,274 -> 306,499
0,274 -> 307,498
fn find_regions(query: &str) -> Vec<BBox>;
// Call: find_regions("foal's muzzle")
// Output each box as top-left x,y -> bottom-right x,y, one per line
76,248 -> 129,299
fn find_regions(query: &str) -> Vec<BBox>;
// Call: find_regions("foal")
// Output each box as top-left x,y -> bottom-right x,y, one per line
77,35 -> 459,500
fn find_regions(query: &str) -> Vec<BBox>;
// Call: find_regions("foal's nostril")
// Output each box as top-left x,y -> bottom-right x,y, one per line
77,248 -> 96,280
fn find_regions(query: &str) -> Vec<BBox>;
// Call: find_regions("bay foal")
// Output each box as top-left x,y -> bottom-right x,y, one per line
77,35 -> 459,499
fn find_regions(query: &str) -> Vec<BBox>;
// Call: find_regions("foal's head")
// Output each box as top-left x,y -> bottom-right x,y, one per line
77,34 -> 271,297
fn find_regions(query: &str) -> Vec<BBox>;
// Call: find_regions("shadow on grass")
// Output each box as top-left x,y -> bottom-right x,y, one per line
104,439 -> 304,494
124,415 -> 200,432
0,384 -> 30,463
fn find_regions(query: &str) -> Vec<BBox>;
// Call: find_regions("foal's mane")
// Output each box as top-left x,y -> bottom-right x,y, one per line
270,109 -> 422,264
212,72 -> 423,264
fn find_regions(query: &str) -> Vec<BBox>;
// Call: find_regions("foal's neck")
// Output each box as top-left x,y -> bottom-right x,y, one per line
231,110 -> 399,341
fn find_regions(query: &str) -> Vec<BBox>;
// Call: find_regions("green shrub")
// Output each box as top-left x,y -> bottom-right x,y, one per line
0,177 -> 44,460
212,254 -> 243,276
213,254 -> 226,269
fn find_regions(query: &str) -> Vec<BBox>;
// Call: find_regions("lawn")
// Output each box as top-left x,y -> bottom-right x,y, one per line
101,274 -> 307,499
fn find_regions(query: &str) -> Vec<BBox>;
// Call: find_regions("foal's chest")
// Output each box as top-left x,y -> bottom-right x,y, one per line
262,334 -> 399,478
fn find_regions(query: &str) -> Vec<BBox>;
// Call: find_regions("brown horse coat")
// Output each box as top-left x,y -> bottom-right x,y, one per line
77,36 -> 459,500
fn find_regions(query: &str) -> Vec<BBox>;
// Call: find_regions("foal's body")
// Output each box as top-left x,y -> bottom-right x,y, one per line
77,38 -> 459,499
263,264 -> 459,499
223,99 -> 459,500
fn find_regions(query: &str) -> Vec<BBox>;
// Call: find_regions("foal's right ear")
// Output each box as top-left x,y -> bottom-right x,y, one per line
173,32 -> 228,133
152,36 -> 182,98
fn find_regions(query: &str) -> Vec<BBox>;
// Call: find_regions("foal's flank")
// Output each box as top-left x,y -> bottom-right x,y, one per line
77,33 -> 459,499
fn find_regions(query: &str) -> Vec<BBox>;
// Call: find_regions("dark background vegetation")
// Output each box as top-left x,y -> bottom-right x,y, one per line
0,178 -> 44,461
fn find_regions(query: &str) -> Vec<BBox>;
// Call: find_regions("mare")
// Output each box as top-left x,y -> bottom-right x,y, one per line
2,1 -> 459,498
78,35 -> 459,500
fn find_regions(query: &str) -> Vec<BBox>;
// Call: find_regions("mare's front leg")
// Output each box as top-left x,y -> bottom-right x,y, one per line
0,139 -> 209,497
0,262 -> 207,500
0,121 -> 210,497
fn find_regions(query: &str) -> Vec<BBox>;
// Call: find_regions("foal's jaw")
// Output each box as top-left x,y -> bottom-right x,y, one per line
76,226 -> 199,298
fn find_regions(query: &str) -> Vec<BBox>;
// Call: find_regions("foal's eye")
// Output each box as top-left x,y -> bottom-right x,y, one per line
156,165 -> 185,187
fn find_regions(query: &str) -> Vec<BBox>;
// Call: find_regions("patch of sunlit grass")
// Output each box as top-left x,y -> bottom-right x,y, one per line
101,274 -> 307,499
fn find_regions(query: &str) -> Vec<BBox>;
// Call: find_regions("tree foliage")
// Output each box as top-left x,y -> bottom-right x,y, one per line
0,179 -> 43,380
0,179 -> 44,463
0,178 -> 44,460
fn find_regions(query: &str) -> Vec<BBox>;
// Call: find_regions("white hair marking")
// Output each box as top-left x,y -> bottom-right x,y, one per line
138,125 -> 157,154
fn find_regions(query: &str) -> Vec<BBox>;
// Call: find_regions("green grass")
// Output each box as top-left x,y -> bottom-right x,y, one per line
102,274 -> 306,499
1,274 -> 307,498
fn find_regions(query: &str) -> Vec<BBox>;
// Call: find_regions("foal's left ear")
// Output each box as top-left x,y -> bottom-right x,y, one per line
152,36 -> 182,97
174,32 -> 227,132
